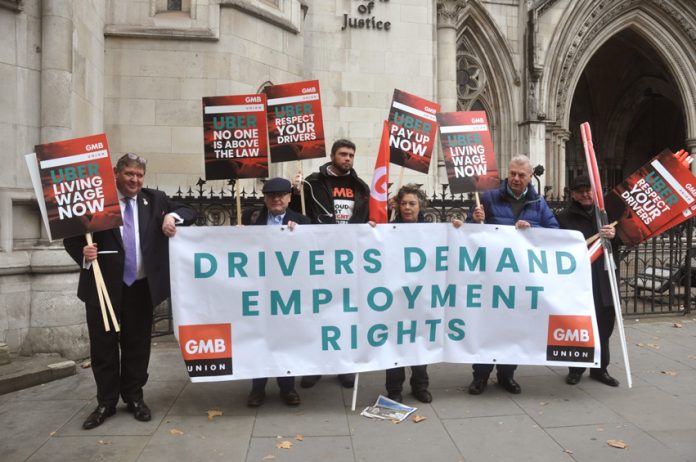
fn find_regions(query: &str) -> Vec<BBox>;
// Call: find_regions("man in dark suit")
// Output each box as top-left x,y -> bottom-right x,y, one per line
64,153 -> 197,430
246,177 -> 310,407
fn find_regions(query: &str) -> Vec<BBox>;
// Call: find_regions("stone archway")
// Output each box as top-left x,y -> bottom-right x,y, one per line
542,0 -> 696,191
566,28 -> 686,189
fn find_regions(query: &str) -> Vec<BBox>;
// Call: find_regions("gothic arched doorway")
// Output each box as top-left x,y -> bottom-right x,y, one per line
566,29 -> 686,192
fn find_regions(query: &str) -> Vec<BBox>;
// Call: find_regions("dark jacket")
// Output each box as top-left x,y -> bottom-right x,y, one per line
63,188 -> 197,309
250,207 -> 311,226
291,162 -> 370,224
469,180 -> 559,228
555,200 -> 619,307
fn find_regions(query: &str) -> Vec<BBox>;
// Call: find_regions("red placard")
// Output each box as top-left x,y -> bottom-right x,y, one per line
34,134 -> 121,240
605,149 -> 696,247
265,80 -> 326,163
388,89 -> 439,174
437,111 -> 500,194
202,94 -> 269,180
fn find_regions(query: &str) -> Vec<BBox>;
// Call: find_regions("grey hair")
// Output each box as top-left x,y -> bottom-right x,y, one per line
509,154 -> 532,173
115,153 -> 147,173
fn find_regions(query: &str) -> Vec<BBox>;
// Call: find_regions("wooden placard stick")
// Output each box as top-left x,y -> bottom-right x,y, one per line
297,160 -> 306,216
585,221 -> 617,245
389,166 -> 405,221
474,192 -> 483,224
235,181 -> 242,226
85,233 -> 111,332
91,254 -> 120,332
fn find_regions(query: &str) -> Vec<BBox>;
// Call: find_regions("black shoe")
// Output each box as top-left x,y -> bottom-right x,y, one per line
566,372 -> 582,385
412,388 -> 432,403
338,373 -> 355,388
247,389 -> 266,407
126,399 -> 152,422
300,375 -> 321,388
468,377 -> 488,395
83,404 -> 116,430
387,391 -> 403,403
497,376 -> 521,394
279,389 -> 301,406
590,370 -> 620,387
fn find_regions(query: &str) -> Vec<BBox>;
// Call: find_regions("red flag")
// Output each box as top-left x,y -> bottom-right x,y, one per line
369,121 -> 390,223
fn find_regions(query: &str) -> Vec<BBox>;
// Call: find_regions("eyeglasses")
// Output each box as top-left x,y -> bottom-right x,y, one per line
122,153 -> 147,164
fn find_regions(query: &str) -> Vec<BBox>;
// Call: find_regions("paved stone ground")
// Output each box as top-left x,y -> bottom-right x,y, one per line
2,316 -> 696,462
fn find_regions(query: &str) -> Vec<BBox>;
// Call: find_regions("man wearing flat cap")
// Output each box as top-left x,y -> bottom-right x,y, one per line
555,174 -> 620,387
245,177 -> 310,407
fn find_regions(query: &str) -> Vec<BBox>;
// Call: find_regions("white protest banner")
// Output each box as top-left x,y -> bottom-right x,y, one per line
170,224 -> 600,382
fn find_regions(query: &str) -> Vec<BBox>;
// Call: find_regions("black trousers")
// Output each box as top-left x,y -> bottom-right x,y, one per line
251,377 -> 295,392
385,365 -> 429,393
569,303 -> 616,375
472,363 -> 517,380
86,279 -> 154,406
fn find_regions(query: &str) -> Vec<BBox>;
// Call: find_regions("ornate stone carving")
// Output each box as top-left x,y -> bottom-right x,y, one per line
437,0 -> 465,29
456,51 -> 486,105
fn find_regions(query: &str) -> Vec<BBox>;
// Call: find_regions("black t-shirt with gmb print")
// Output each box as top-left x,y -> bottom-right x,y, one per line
327,175 -> 355,224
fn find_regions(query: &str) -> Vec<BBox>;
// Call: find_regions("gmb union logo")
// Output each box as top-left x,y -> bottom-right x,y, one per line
179,323 -> 233,377
546,315 -> 596,363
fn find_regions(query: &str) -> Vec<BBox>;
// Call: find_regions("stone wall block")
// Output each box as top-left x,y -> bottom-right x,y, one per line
22,324 -> 89,359
41,71 -> 72,128
41,16 -> 73,71
30,290 -> 84,327
105,97 -> 156,126
171,126 -> 204,155
120,125 -> 172,153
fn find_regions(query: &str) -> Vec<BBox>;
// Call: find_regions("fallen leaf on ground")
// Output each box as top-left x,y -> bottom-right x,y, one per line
390,419 -> 400,424
49,432 -> 56,437
412,415 -> 427,423
563,449 -> 573,454
80,359 -> 91,369
647,343 -> 660,349
98,440 -> 112,445
207,409 -> 223,420
295,434 -> 304,441
539,401 -> 548,406
276,441 -> 293,449
674,323 -> 683,328
661,370 -> 678,376
169,428 -> 184,436
607,439 -> 627,449
262,456 -> 276,460
636,343 -> 645,347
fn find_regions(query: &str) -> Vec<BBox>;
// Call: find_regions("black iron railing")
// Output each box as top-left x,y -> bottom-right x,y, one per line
152,180 -> 692,336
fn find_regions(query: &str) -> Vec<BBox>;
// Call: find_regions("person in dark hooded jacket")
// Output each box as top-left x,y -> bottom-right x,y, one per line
290,139 -> 369,389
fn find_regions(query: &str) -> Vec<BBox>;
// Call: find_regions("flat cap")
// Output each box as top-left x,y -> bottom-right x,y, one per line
262,177 -> 292,194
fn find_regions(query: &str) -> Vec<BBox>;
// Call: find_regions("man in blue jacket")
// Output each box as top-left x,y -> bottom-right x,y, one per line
467,154 -> 559,395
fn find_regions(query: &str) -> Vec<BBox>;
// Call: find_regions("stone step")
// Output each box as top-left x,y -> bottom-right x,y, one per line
0,354 -> 76,395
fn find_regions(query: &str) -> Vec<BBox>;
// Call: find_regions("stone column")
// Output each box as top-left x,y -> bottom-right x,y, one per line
41,0 -> 73,143
436,0 -> 464,186
687,138 -> 696,176
557,130 -> 570,198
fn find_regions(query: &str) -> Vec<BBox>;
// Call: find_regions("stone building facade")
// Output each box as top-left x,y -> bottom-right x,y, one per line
2,0 -> 695,357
